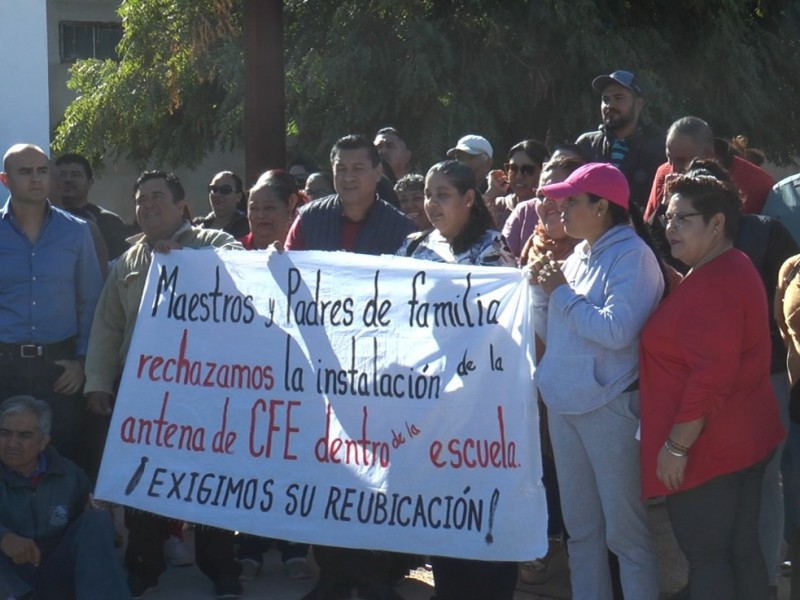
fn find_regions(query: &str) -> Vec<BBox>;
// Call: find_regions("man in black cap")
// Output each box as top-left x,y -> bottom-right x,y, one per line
575,69 -> 665,211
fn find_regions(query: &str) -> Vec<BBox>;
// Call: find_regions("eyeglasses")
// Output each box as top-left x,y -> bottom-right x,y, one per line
208,184 -> 236,195
658,211 -> 703,229
504,163 -> 539,177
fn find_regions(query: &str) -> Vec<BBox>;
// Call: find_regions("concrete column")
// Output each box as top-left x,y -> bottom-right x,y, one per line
0,0 -> 50,155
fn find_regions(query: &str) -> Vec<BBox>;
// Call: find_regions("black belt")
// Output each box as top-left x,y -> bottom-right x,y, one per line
0,339 -> 76,361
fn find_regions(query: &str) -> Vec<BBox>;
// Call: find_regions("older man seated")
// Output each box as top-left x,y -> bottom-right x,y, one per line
0,395 -> 130,600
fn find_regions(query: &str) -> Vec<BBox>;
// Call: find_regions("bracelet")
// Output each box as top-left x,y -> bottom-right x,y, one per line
664,439 -> 688,458
667,437 -> 691,453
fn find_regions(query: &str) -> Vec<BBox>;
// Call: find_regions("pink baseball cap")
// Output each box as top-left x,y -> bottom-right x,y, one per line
539,162 -> 630,209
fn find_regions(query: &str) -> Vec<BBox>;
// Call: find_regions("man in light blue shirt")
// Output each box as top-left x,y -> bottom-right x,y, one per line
0,143 -> 102,462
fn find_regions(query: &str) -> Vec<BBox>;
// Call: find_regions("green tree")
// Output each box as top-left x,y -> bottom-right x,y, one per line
53,0 -> 242,168
54,0 -> 800,170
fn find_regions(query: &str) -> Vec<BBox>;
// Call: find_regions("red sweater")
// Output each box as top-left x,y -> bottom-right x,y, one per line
643,155 -> 775,222
639,249 -> 784,498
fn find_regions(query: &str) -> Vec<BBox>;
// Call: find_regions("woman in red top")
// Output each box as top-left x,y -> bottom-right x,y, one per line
639,165 -> 784,599
237,169 -> 313,580
240,169 -> 305,250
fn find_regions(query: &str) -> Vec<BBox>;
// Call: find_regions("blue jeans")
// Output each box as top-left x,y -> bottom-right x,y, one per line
0,510 -> 131,599
666,453 -> 771,600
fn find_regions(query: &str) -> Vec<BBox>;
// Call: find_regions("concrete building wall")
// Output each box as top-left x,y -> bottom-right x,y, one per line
0,0 -> 50,157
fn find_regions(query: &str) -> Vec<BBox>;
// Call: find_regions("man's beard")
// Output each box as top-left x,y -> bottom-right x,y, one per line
603,111 -> 633,132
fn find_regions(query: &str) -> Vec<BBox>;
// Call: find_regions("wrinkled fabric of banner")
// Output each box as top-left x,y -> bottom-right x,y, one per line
95,248 -> 547,561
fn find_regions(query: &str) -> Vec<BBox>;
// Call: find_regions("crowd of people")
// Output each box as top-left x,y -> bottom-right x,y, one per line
1,67 -> 800,600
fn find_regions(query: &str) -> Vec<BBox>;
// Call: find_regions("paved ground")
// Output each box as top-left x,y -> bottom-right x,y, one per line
138,503 -> 790,599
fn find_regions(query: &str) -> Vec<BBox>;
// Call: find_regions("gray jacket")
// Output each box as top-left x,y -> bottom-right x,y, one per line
533,224 -> 663,414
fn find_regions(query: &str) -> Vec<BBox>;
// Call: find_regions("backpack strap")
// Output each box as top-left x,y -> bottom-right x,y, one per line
405,229 -> 433,257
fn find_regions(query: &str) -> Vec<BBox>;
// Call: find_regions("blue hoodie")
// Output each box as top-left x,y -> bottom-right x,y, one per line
533,224 -> 664,414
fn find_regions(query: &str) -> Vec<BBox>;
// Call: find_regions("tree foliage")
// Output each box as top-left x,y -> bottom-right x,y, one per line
53,0 -> 800,171
53,0 -> 242,168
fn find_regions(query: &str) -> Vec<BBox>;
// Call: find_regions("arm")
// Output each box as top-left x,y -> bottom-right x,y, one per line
656,418 -> 706,491
83,262 -> 128,397
502,203 -> 525,259
777,255 -> 800,386
206,230 -> 242,250
776,256 -> 799,347
549,248 -> 663,350
54,225 -> 104,395
764,221 -> 800,298
86,220 -> 110,279
482,171 -> 508,207
475,234 -> 516,268
657,283 -> 753,488
765,221 -> 800,352
531,284 -> 549,344
673,282 -> 747,423
74,224 -> 104,356
0,531 -> 40,566
643,164 -> 668,224
524,238 -> 550,343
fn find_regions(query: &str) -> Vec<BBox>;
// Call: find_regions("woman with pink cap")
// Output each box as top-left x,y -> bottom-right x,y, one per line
528,162 -> 666,599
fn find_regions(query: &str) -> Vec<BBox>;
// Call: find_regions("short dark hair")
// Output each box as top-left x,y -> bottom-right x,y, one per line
376,127 -> 408,146
507,139 -> 550,168
330,135 -> 381,167
426,160 -> 493,254
307,171 -> 334,189
683,158 -> 732,183
551,143 -> 593,164
394,173 -> 424,195
55,153 -> 93,180
211,170 -> 244,194
250,169 -> 303,207
288,155 -> 320,175
668,117 -> 715,152
545,155 -> 587,173
133,170 -> 185,203
665,158 -> 742,240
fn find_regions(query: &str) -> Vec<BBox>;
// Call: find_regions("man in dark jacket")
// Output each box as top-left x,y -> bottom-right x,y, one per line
0,395 -> 130,599
285,135 -> 415,600
576,70 -> 665,211
56,153 -> 133,260
285,134 -> 414,253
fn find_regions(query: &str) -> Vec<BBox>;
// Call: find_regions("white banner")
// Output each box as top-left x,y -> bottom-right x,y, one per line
95,249 -> 546,561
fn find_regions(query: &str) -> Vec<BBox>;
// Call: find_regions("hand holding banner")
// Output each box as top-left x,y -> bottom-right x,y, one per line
95,248 -> 547,561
